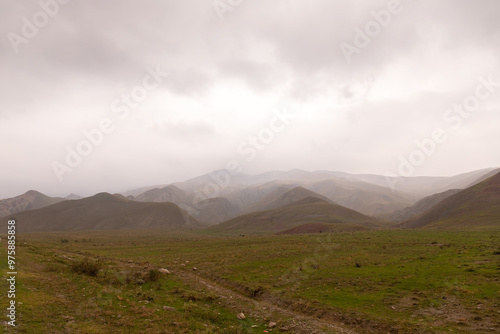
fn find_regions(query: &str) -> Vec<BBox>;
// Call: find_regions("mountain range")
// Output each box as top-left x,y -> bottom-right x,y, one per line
212,195 -> 377,235
1,168 -> 499,233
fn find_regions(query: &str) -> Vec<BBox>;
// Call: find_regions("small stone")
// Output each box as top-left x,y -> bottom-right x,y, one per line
269,322 -> 277,328
237,313 -> 246,320
193,267 -> 197,271
251,325 -> 258,328
163,306 -> 175,311
158,268 -> 170,274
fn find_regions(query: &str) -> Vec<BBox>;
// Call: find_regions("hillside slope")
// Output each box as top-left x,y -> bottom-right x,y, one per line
389,189 -> 462,222
211,198 -> 377,234
134,185 -> 189,204
402,172 -> 500,229
224,182 -> 295,212
192,197 -> 240,224
465,168 -> 500,188
134,185 -> 239,224
248,186 -> 332,212
0,190 -> 64,218
307,179 -> 413,216
3,193 -> 202,232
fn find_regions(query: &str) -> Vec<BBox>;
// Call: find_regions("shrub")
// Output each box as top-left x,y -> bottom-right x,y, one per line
71,258 -> 102,277
246,284 -> 265,298
125,271 -> 144,285
125,269 -> 162,285
97,270 -> 125,286
145,269 -> 161,282
172,287 -> 218,302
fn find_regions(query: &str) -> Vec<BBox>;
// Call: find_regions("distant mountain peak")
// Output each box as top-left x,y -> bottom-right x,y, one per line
25,190 -> 44,196
66,193 -> 82,200
91,192 -> 127,202
0,190 -> 64,218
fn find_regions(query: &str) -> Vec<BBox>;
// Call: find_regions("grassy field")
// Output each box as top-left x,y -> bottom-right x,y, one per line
1,228 -> 500,333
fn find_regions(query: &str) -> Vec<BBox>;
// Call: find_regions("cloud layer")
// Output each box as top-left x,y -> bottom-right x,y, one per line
1,0 -> 499,198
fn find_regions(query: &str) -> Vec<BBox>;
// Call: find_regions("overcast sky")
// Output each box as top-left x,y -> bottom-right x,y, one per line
1,0 -> 499,198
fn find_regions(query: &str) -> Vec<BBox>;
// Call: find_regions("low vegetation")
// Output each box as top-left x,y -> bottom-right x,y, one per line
71,257 -> 102,277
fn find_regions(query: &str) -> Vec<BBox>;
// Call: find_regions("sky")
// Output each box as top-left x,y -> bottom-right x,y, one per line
1,0 -> 499,199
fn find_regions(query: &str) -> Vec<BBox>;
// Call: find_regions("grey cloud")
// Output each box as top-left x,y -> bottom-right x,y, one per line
0,0 -> 499,198
152,120 -> 217,143
164,69 -> 214,97
218,59 -> 283,92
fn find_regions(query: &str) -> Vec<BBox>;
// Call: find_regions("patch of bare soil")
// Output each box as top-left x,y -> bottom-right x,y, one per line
395,293 -> 500,333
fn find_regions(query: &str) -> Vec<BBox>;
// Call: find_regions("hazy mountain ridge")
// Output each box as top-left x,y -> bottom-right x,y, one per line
388,189 -> 462,222
223,182 -> 296,212
2,168 -> 498,233
192,197 -> 240,224
349,168 -> 497,198
133,184 -> 240,224
128,172 -> 414,217
401,172 -> 500,229
0,190 -> 65,218
464,168 -> 500,188
65,193 -> 82,200
211,197 -> 377,235
3,193 -> 202,232
248,186 -> 333,212
127,168 -> 496,218
305,178 -> 413,216
134,185 -> 188,203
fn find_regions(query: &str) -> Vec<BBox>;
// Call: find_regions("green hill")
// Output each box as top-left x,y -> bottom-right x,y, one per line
402,172 -> 500,229
210,197 -> 377,235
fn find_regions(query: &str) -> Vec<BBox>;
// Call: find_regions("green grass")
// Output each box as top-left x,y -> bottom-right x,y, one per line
2,228 -> 500,333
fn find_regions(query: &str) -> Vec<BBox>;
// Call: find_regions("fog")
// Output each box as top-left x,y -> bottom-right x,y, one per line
1,0 -> 499,198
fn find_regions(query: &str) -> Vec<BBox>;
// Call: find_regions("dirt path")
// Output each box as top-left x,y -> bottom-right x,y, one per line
54,248 -> 358,333
174,268 -> 358,334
